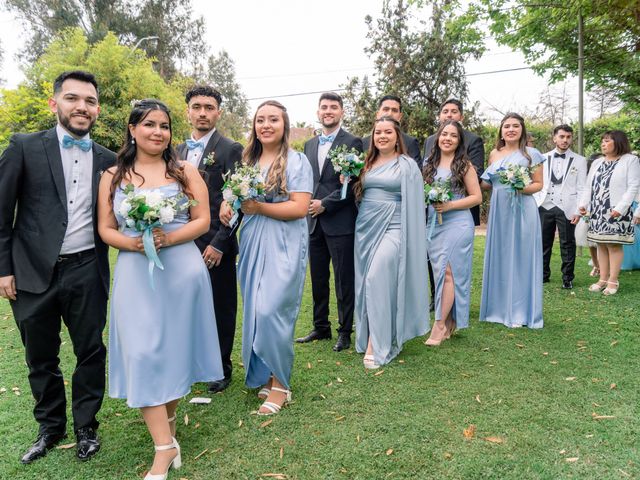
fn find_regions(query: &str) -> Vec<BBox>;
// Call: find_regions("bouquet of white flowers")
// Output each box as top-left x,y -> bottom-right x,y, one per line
329,145 -> 365,199
222,165 -> 266,227
424,178 -> 453,225
118,183 -> 197,288
495,163 -> 534,193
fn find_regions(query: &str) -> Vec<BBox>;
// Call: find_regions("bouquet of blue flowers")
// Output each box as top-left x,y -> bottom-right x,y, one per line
329,145 -> 365,199
222,165 -> 266,228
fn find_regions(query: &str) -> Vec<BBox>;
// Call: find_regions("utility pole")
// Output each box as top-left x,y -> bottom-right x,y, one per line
577,10 -> 584,155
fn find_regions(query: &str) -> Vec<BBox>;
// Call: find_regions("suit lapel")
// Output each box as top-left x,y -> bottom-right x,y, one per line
43,128 -> 67,208
309,136 -> 320,184
560,153 -> 574,193
91,146 -> 103,209
321,128 -> 344,179
201,131 -> 221,169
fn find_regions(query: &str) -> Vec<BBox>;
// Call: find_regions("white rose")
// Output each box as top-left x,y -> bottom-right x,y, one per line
159,205 -> 175,224
145,190 -> 163,208
239,182 -> 250,197
118,200 -> 131,217
223,189 -> 237,203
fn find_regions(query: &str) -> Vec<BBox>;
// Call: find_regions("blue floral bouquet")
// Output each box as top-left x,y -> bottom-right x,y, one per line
222,165 -> 266,228
495,164 -> 534,193
329,145 -> 365,199
118,184 -> 196,288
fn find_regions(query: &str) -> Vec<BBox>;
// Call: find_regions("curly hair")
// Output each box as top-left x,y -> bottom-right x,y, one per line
110,99 -> 187,202
243,100 -> 290,195
422,120 -> 471,194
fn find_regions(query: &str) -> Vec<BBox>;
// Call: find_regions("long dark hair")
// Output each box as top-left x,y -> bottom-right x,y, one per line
495,112 -> 531,163
353,116 -> 407,200
243,100 -> 290,194
110,99 -> 187,201
423,120 -> 470,194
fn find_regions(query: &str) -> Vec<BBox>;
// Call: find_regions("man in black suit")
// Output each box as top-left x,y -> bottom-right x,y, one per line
422,98 -> 485,224
296,92 -> 362,352
176,85 -> 242,393
0,71 -> 115,463
362,94 -> 421,165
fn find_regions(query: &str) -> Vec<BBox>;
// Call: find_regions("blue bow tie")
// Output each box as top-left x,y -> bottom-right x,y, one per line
186,139 -> 205,151
62,135 -> 92,152
319,134 -> 335,145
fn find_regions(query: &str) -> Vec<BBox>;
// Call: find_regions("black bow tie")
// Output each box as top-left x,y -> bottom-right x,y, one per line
554,152 -> 566,158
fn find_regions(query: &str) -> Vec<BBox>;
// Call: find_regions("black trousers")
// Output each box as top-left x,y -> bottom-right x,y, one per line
309,222 -> 355,335
539,206 -> 576,282
203,250 -> 237,380
11,252 -> 107,436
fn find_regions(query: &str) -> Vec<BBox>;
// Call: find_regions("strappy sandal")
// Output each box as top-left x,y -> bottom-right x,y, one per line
588,280 -> 607,292
603,281 -> 619,295
363,354 -> 380,369
144,437 -> 181,480
257,387 -> 291,416
257,388 -> 271,400
589,267 -> 600,277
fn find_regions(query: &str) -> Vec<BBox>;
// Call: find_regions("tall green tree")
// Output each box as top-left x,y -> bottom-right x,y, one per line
203,50 -> 250,141
1,0 -> 206,79
475,0 -> 640,111
342,0 -> 485,139
0,28 -> 189,150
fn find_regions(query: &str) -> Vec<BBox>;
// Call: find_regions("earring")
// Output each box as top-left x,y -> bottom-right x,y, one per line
131,138 -> 136,145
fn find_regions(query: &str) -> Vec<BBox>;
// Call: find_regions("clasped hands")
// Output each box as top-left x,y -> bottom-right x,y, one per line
130,228 -> 167,253
219,200 -> 260,228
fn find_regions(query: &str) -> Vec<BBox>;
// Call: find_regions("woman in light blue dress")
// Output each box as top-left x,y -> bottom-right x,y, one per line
353,117 -> 429,369
221,100 -> 312,415
423,120 -> 482,345
98,100 -> 223,479
480,113 -> 545,329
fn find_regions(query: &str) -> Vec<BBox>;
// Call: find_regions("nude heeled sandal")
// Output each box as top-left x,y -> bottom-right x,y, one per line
257,387 -> 292,416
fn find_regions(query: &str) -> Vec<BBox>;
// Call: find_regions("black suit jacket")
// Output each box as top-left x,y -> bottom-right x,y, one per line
304,128 -> 362,236
177,130 -> 243,255
363,132 -> 422,166
422,129 -> 485,225
0,127 -> 115,294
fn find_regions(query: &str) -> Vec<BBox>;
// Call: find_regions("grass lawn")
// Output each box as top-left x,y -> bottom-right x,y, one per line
0,237 -> 638,479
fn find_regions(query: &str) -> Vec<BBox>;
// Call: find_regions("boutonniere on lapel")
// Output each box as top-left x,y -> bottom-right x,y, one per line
569,165 -> 578,175
203,152 -> 216,166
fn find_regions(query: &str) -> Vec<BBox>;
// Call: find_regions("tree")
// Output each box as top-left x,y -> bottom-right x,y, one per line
341,0 -> 485,140
1,0 -> 207,79
0,28 -> 189,151
203,50 -> 250,141
475,0 -> 640,111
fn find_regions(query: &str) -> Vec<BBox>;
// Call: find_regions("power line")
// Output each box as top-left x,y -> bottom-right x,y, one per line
246,65 -> 536,101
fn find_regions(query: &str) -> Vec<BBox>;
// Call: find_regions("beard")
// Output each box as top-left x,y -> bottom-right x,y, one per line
58,111 -> 96,137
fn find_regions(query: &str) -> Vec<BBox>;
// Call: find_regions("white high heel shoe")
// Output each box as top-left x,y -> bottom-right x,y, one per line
257,387 -> 291,415
144,437 -> 181,480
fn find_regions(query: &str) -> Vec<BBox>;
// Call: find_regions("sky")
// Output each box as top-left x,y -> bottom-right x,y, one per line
0,0 -> 594,129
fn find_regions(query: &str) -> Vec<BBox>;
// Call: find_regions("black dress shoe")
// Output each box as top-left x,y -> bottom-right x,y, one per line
21,432 -> 67,464
333,334 -> 351,352
76,427 -> 100,461
295,330 -> 332,343
562,280 -> 573,289
208,377 -> 231,393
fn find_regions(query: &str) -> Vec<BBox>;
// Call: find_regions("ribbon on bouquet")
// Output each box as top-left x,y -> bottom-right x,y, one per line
229,198 -> 242,228
340,175 -> 350,199
427,211 -> 437,242
508,190 -> 524,214
142,222 -> 164,290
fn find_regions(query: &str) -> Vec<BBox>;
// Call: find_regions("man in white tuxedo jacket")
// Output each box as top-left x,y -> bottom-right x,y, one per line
534,124 -> 587,288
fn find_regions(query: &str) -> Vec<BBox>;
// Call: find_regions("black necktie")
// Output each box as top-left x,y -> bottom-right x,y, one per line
554,152 -> 566,158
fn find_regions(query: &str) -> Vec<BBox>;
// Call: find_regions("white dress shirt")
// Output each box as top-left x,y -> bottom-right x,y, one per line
317,126 -> 341,172
541,149 -> 567,210
186,128 -> 215,167
57,125 -> 95,255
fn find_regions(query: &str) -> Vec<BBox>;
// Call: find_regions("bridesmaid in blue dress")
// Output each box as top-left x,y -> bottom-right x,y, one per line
423,120 -> 482,345
622,199 -> 640,270
480,113 -> 545,329
98,100 -> 223,479
220,100 -> 312,415
353,117 -> 429,369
